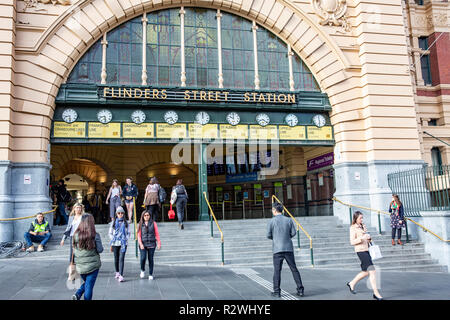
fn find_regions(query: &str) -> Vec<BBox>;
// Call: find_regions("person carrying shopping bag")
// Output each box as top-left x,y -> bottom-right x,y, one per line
137,210 -> 161,280
109,206 -> 131,282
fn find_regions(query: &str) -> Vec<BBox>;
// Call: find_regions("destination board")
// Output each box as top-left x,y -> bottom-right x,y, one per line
307,126 -> 333,140
278,126 -> 306,140
53,122 -> 86,138
123,123 -> 154,138
88,123 -> 121,138
219,125 -> 248,139
156,123 -> 187,139
249,125 -> 278,140
188,124 -> 218,139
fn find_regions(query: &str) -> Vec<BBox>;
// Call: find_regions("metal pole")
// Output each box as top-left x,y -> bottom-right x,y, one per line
262,200 -> 265,218
297,228 -> 300,249
349,206 -> 352,224
310,246 -> 314,267
242,199 -> 245,219
221,241 -> 224,265
405,218 -> 409,243
210,215 -> 214,238
133,197 -> 138,259
377,211 -> 382,234
222,201 -> 225,220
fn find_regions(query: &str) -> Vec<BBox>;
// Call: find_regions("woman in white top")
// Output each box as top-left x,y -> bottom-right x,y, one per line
106,179 -> 122,223
60,203 -> 86,263
144,177 -> 161,221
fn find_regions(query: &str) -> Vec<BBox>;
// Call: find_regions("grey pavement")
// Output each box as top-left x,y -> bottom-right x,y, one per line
1,255 -> 450,300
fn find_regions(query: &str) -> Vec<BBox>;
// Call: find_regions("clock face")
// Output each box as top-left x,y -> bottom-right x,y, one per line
196,111 -> 210,125
226,112 -> 240,126
131,110 -> 146,124
164,111 -> 178,125
256,113 -> 270,127
97,109 -> 112,124
312,114 -> 326,128
285,114 -> 298,127
62,108 -> 78,123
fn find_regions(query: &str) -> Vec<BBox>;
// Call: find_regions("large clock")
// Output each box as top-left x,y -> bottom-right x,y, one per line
285,114 -> 298,127
226,112 -> 240,126
256,113 -> 270,127
131,110 -> 146,124
62,108 -> 78,123
97,109 -> 112,124
196,111 -> 210,125
312,114 -> 326,128
164,111 -> 178,125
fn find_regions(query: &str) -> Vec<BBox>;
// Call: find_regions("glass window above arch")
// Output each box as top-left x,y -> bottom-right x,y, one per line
66,7 -> 319,92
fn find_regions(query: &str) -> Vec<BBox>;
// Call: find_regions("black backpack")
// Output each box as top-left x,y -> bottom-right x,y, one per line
158,187 -> 167,204
62,190 -> 72,203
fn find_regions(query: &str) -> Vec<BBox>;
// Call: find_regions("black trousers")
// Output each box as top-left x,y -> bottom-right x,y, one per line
273,251 -> 304,294
140,247 -> 156,275
392,228 -> 402,239
146,204 -> 159,222
112,245 -> 127,275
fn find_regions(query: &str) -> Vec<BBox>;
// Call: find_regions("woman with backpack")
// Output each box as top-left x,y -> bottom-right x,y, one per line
144,177 -> 161,221
137,210 -> 161,280
71,214 -> 103,300
106,179 -> 122,223
109,206 -> 131,282
171,179 -> 188,230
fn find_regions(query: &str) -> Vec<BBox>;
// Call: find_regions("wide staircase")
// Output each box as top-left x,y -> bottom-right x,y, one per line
25,216 -> 447,272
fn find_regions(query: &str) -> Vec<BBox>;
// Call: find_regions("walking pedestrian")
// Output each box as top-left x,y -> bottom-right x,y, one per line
109,206 -> 131,282
346,211 -> 383,300
267,202 -> 304,298
23,212 -> 52,252
389,194 -> 405,246
61,203 -> 86,263
137,210 -> 161,280
54,179 -> 71,225
123,177 -> 138,224
144,177 -> 161,221
172,179 -> 188,230
71,214 -> 103,301
106,179 -> 122,223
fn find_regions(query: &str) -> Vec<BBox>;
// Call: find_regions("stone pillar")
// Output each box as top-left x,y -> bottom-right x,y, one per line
0,161 -> 14,242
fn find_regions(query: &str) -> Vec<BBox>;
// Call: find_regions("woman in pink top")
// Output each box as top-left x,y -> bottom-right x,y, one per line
137,210 -> 161,280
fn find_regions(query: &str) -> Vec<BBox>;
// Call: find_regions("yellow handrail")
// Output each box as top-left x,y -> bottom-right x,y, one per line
271,195 -> 314,266
333,196 -> 450,242
0,206 -> 58,222
203,192 -> 225,265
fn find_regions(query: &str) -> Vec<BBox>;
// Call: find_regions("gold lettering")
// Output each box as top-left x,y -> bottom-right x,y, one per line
111,87 -> 116,98
215,91 -> 220,101
161,89 -> 167,99
258,93 -> 266,102
266,93 -> 272,103
288,94 -> 296,103
278,94 -> 287,103
252,92 -> 257,102
144,88 -> 151,98
123,88 -> 132,98
134,88 -> 142,98
118,88 -> 122,97
103,87 -> 110,97
192,90 -> 198,100
153,89 -> 159,99
184,90 -> 190,100
208,91 -> 214,101
223,92 -> 229,101
200,91 -> 207,100
244,92 -> 250,102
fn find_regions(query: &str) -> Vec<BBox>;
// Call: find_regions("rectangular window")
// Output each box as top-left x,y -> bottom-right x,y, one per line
419,36 -> 432,85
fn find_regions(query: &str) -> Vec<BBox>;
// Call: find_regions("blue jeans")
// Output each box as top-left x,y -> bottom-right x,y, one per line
76,269 -> 99,300
176,197 -> 187,224
109,196 -> 121,219
55,202 -> 68,225
24,232 -> 52,247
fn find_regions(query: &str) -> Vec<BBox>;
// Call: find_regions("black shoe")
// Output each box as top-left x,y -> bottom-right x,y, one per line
346,282 -> 356,294
271,292 -> 281,298
373,294 -> 383,301
181,224 -> 184,230
296,288 -> 304,297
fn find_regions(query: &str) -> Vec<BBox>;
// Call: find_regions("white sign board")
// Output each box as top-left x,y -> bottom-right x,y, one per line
24,174 -> 31,185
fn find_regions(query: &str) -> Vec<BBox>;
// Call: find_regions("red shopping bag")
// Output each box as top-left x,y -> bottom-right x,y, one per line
168,204 -> 176,220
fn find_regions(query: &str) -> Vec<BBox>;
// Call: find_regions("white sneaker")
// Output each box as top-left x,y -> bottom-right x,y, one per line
140,271 -> 145,279
148,275 -> 154,280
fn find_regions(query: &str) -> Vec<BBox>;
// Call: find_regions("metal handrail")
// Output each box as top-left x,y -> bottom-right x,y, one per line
203,192 -> 225,265
333,196 -> 450,243
0,206 -> 57,222
133,197 -> 138,258
271,195 -> 314,267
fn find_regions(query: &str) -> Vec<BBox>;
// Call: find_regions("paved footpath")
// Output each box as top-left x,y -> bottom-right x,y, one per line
1,255 -> 450,300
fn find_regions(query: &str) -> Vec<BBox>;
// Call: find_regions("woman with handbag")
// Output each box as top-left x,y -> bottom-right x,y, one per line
123,177 -> 138,224
109,206 -> 131,282
137,210 -> 161,280
71,214 -> 103,300
144,177 -> 160,221
106,179 -> 122,223
389,194 -> 405,245
172,179 -> 188,230
61,203 -> 86,264
346,211 -> 383,300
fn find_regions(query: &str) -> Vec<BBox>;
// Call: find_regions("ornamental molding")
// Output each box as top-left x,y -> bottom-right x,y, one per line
23,0 -> 71,10
414,12 -> 448,28
311,0 -> 350,32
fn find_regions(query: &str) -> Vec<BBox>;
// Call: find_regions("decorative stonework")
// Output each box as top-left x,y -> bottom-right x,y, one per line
24,0 -> 71,10
311,0 -> 350,32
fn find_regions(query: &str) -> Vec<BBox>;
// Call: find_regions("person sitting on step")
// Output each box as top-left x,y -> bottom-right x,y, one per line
23,212 -> 52,252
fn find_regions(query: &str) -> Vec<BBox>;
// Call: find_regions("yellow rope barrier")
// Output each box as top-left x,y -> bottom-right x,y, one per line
0,206 -> 58,222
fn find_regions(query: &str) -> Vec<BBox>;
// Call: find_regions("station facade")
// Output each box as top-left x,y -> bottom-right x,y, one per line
0,0 -> 448,241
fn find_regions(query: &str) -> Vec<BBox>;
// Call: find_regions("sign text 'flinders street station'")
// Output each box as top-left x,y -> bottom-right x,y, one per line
101,87 -> 297,104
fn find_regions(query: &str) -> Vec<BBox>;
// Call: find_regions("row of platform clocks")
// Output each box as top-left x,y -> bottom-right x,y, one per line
60,109 -> 327,128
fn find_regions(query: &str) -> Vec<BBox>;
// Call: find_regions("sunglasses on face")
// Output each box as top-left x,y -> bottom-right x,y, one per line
117,212 -> 124,215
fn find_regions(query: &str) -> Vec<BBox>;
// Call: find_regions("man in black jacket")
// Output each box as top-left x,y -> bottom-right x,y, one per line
54,179 -> 71,225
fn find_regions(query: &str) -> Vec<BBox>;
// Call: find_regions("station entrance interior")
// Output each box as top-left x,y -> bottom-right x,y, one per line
50,144 -> 334,223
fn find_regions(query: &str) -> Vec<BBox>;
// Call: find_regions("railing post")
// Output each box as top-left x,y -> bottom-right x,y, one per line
221,241 -> 224,265
405,219 -> 409,243
210,214 -> 214,238
242,200 -> 245,219
262,200 -> 265,218
297,228 -> 300,249
349,206 -> 352,224
377,211 -> 382,234
310,245 -> 314,267
222,201 -> 225,220
133,197 -> 138,259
